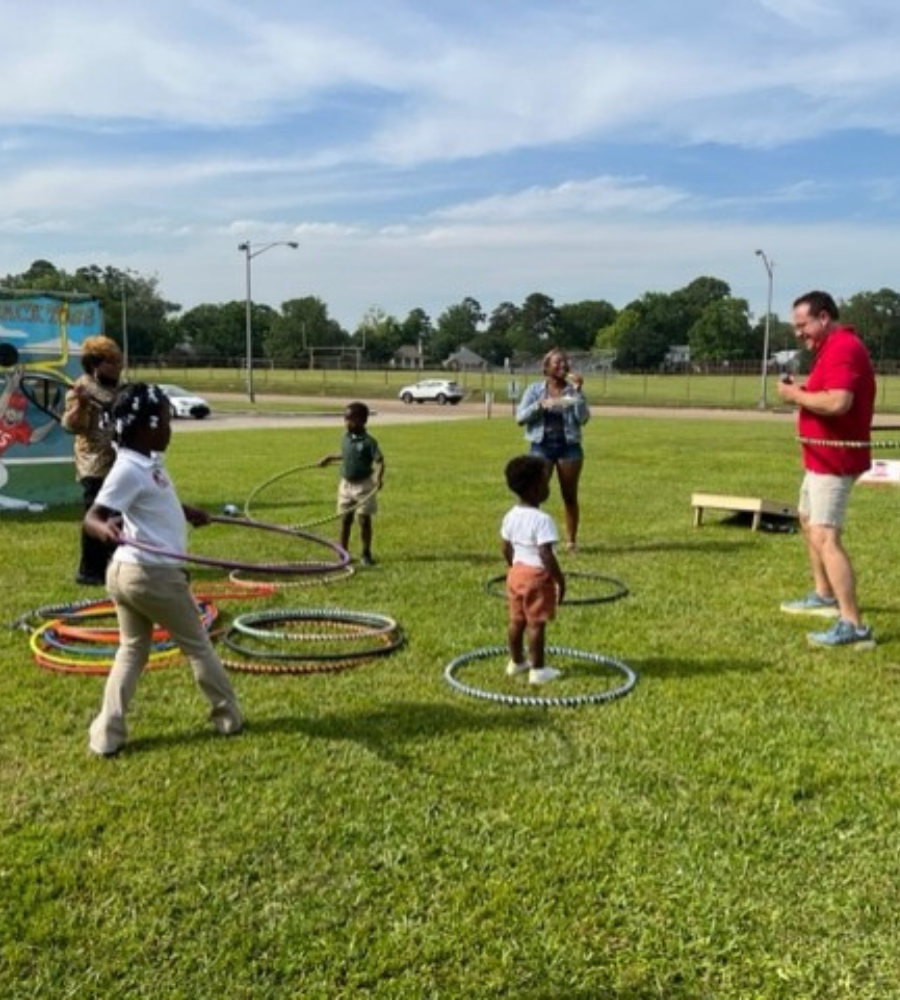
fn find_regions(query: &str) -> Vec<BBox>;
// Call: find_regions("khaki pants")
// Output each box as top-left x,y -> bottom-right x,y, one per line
89,562 -> 243,755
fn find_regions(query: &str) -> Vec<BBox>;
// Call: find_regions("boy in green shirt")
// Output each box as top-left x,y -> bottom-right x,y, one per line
319,401 -> 384,565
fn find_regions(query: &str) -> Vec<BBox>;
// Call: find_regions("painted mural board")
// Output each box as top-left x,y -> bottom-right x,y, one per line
0,290 -> 105,510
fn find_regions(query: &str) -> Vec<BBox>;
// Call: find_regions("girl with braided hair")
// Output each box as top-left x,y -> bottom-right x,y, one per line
84,383 -> 243,756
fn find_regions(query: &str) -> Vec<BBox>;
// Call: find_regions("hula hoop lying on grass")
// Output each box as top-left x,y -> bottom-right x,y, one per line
243,463 -> 378,530
10,596 -> 112,633
23,598 -> 218,675
484,570 -> 629,606
232,608 -> 399,642
30,621 -> 184,675
223,608 -> 405,674
444,644 -> 638,708
118,516 -> 350,575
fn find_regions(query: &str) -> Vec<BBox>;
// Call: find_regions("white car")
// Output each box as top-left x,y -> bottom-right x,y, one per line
398,379 -> 465,405
159,384 -> 211,419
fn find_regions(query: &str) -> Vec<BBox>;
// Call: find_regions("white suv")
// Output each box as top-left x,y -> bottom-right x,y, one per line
398,379 -> 465,405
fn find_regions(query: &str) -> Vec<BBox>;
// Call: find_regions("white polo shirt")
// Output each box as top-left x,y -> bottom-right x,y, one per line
500,504 -> 559,568
96,447 -> 187,566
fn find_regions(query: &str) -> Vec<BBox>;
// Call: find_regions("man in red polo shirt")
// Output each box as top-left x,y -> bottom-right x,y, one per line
777,290 -> 876,649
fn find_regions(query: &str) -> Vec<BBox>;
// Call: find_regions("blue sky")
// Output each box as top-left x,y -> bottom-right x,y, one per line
1,0 -> 899,331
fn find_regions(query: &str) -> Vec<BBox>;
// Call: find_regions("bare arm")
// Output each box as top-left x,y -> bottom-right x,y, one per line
777,381 -> 854,417
61,381 -> 98,434
84,503 -> 123,546
538,542 -> 566,604
502,539 -> 514,566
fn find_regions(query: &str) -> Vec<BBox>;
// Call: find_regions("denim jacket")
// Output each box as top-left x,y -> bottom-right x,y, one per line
516,380 -> 590,444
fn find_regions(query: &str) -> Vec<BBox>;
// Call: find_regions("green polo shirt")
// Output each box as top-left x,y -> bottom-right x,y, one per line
341,430 -> 382,482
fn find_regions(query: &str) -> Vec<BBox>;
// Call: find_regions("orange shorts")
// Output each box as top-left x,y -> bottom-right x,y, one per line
507,563 -> 558,626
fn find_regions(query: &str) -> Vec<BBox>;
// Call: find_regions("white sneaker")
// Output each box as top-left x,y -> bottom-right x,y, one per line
505,659 -> 529,677
529,666 -> 561,685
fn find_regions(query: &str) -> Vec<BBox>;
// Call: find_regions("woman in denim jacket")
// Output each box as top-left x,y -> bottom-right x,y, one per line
516,348 -> 590,551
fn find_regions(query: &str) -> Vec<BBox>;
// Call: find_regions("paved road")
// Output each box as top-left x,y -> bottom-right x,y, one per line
174,392 -> 801,433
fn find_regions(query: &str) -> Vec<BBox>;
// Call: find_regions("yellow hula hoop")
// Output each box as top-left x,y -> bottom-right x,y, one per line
30,620 -> 183,674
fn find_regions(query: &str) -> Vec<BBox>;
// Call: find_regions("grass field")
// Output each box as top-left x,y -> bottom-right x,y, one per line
3,411 -> 900,998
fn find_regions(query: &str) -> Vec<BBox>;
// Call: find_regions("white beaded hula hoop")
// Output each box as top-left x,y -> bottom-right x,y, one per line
444,644 -> 638,708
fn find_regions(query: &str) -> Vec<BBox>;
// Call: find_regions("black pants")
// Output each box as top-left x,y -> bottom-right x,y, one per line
78,476 -> 118,582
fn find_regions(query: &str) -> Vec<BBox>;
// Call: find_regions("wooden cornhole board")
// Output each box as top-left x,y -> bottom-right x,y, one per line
691,492 -> 798,531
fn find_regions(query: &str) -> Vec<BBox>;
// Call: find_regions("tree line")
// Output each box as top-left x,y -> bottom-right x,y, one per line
5,259 -> 900,371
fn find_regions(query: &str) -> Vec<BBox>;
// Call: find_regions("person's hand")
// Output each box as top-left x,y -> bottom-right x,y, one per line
777,379 -> 799,405
103,515 -> 124,545
568,372 -> 584,391
184,505 -> 211,527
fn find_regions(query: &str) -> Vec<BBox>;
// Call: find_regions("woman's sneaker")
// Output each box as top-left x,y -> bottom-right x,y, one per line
780,592 -> 839,617
807,619 -> 876,650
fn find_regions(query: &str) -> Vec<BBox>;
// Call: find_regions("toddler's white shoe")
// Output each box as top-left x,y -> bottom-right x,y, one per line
505,659 -> 529,677
529,666 -> 561,685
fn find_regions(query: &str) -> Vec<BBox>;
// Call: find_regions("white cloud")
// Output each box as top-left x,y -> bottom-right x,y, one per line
2,0 -> 900,338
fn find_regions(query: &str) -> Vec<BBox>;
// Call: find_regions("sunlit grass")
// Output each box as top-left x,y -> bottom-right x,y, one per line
3,413 -> 900,998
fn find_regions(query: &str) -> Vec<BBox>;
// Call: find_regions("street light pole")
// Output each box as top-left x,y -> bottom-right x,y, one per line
755,249 -> 775,409
237,240 -> 299,403
121,282 -> 129,373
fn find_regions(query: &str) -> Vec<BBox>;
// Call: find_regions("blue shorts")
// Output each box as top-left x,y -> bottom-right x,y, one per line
530,441 -> 583,464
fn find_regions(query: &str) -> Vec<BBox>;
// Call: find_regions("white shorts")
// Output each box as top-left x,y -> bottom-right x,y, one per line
798,471 -> 855,528
338,476 -> 378,516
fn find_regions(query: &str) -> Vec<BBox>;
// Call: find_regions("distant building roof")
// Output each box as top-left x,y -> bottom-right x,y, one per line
444,346 -> 487,369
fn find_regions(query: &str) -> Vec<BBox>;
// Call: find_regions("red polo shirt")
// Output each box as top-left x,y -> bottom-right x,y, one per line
798,326 -> 875,476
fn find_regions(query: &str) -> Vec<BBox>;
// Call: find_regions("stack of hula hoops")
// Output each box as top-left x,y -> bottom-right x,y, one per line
15,514 -> 404,676
19,596 -> 218,676
221,608 -> 404,675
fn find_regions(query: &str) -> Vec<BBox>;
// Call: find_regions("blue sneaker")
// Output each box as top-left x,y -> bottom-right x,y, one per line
807,619 -> 876,650
780,592 -> 840,617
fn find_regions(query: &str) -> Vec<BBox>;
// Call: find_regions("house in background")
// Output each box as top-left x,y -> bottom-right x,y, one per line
443,346 -> 488,371
392,344 -> 423,370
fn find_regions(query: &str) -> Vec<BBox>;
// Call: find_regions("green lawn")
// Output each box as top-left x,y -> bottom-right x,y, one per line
3,413 -> 900,998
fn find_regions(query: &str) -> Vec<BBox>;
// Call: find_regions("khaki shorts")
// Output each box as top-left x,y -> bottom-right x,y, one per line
507,563 -> 558,626
799,471 -> 855,528
338,476 -> 378,516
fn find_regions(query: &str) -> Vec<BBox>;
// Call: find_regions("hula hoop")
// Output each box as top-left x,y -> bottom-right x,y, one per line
444,644 -> 638,708
30,621 -> 184,675
222,608 -> 404,673
231,608 -> 399,642
10,596 -> 113,632
243,463 -> 378,529
220,641 -> 399,676
118,516 -> 350,575
243,461 -> 322,520
484,571 -> 629,606
797,436 -> 900,449
228,564 -> 354,589
224,618 -> 404,663
45,597 -> 217,642
38,628 -> 177,657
